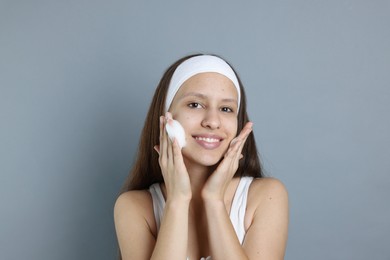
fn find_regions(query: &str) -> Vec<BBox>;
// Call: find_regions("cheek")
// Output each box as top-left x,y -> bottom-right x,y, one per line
227,119 -> 238,136
172,115 -> 193,134
174,112 -> 200,127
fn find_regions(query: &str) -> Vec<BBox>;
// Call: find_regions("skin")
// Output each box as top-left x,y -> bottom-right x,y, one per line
114,72 -> 289,260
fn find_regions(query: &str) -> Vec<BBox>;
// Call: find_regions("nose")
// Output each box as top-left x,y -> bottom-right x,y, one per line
201,109 -> 221,130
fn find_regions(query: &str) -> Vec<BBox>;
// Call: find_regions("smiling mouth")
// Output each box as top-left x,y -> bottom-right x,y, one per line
194,136 -> 221,143
192,135 -> 224,150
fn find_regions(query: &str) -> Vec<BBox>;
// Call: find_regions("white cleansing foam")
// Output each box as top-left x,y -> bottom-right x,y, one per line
165,119 -> 186,148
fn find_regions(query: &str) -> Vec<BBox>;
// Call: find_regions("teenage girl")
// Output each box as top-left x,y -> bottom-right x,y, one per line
114,54 -> 289,260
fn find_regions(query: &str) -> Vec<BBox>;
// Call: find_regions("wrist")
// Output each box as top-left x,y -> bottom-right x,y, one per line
203,199 -> 227,218
165,197 -> 191,209
201,188 -> 225,203
202,197 -> 225,209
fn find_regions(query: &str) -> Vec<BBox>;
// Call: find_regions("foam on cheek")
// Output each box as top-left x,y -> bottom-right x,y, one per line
165,119 -> 186,148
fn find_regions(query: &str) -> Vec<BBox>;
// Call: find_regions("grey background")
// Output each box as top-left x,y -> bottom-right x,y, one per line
1,0 -> 389,259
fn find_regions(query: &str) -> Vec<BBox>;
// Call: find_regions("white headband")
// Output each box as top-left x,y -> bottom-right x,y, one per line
165,55 -> 241,112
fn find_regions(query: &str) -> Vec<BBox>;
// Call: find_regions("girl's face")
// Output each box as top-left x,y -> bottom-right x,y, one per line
169,72 -> 239,168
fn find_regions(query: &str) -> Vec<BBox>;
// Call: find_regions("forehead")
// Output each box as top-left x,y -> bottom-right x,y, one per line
175,72 -> 238,100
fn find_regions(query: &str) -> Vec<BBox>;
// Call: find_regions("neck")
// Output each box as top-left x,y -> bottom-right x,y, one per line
183,161 -> 214,220
184,160 -> 215,197
183,158 -> 223,203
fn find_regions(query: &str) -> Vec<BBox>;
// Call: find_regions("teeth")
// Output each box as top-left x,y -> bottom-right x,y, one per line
195,137 -> 220,143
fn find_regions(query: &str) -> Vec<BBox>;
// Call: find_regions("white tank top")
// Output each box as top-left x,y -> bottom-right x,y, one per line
148,177 -> 254,260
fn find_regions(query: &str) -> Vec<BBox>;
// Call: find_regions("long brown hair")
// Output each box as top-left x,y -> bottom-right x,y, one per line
120,54 -> 264,193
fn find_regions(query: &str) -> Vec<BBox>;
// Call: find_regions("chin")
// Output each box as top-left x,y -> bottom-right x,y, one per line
182,144 -> 227,166
185,153 -> 224,167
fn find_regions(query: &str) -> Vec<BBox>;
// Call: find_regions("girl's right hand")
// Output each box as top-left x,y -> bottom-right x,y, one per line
154,112 -> 192,203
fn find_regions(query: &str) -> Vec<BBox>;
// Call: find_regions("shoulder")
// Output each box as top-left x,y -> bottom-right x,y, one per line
114,190 -> 153,212
114,189 -> 157,236
245,177 -> 289,224
249,177 -> 288,201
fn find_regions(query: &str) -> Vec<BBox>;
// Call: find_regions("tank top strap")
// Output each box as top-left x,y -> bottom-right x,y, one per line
229,176 -> 254,244
149,183 -> 165,232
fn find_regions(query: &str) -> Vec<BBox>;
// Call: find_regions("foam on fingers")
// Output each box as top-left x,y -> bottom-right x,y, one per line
165,119 -> 186,148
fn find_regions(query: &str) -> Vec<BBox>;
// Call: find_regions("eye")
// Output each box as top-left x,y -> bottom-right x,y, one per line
188,102 -> 202,109
221,107 -> 234,113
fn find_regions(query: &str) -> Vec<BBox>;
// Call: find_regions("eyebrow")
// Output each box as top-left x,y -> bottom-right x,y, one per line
178,92 -> 238,103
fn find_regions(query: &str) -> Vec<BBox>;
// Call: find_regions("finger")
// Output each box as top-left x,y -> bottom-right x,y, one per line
159,115 -> 165,146
166,111 -> 173,120
234,124 -> 253,160
165,115 -> 174,163
228,122 -> 252,150
224,123 -> 253,160
236,122 -> 253,141
165,111 -> 175,157
238,124 -> 252,147
159,116 -> 164,142
160,115 -> 169,163
234,122 -> 253,149
154,145 -> 160,155
172,137 -> 184,165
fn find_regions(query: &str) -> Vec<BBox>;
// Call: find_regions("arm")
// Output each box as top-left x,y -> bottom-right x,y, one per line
203,198 -> 249,259
114,190 -> 191,260
201,122 -> 252,259
203,178 -> 289,260
150,198 -> 190,260
115,113 -> 192,260
202,122 -> 289,259
242,178 -> 289,259
114,191 -> 156,260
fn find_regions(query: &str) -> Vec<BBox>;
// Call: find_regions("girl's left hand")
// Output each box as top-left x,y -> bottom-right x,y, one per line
201,122 -> 253,202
